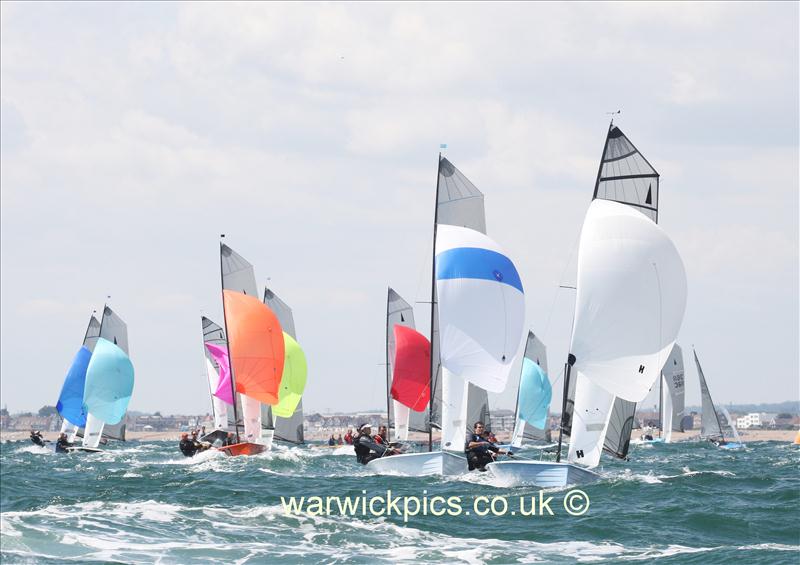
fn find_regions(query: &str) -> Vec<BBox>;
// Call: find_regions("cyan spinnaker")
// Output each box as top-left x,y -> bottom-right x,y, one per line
82,338 -> 134,425
517,358 -> 551,430
56,346 -> 92,427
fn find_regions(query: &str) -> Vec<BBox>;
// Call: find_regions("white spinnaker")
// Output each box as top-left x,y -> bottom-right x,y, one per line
570,200 -> 687,402
567,373 -> 615,467
435,225 -> 525,393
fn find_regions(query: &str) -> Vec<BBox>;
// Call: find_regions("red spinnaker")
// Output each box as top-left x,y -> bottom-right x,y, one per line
390,325 -> 431,411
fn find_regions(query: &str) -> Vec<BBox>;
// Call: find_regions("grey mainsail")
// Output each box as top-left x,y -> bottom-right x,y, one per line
83,315 -> 101,353
602,398 -> 635,458
263,287 -> 304,444
202,316 -> 230,433
694,349 -> 725,440
593,125 -> 660,222
220,244 -> 261,441
559,123 -> 661,459
432,157 -> 488,435
385,288 -> 422,433
662,344 -> 686,434
588,124 -> 662,458
221,244 -> 259,297
511,332 -> 552,444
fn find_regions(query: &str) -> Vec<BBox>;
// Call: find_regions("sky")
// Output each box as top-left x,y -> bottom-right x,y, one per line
1,2 -> 798,416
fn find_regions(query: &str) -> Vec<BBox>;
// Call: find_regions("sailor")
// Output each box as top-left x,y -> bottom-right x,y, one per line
353,424 -> 397,464
465,421 -> 506,472
55,432 -> 73,454
30,430 -> 46,447
373,425 -> 389,445
328,434 -> 336,446
344,429 -> 354,445
224,432 -> 236,446
179,432 -> 198,457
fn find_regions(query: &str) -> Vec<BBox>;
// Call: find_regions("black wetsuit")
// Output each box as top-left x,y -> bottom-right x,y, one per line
30,433 -> 46,447
465,433 -> 499,471
354,433 -> 390,465
179,438 -> 198,457
55,438 -> 73,453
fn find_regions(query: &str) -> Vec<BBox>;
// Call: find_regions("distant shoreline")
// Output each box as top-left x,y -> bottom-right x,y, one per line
3,429 -> 796,444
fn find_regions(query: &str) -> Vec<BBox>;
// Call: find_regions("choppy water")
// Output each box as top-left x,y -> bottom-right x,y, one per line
1,439 -> 798,564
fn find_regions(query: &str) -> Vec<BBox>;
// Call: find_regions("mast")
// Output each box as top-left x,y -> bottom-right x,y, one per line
385,288 -> 392,443
658,375 -> 663,438
591,121 -> 615,200
220,239 -> 241,444
556,354 -> 576,463
428,153 -> 442,452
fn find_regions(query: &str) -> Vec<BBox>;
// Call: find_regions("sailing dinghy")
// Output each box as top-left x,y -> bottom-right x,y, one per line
262,288 -> 308,447
54,313 -> 101,445
488,124 -> 687,487
507,331 -> 555,451
53,306 -> 134,453
694,348 -> 745,449
215,242 -> 285,456
368,156 -> 526,476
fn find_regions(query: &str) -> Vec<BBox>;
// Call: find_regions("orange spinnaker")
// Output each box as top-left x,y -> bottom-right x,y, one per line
223,290 -> 285,405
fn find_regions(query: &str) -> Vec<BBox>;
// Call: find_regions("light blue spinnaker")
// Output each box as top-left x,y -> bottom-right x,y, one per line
82,338 -> 134,425
518,358 -> 552,429
56,346 -> 92,427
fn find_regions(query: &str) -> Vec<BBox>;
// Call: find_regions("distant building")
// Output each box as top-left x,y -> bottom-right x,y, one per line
736,413 -> 761,429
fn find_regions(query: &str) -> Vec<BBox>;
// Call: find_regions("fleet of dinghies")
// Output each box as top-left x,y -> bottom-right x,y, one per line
54,305 -> 134,453
40,122 -> 746,476
203,241 -> 308,456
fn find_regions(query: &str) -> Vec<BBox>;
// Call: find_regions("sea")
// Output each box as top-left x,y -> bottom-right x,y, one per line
1,439 -> 798,564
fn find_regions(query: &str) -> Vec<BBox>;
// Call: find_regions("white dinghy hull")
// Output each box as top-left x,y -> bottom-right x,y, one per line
486,461 -> 601,488
366,450 -> 467,476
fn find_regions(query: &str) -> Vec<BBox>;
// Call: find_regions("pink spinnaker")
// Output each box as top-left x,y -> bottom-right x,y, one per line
205,342 -> 234,405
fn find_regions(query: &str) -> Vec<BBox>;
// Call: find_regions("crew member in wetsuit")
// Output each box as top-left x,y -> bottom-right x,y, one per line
30,430 -> 46,447
55,432 -> 73,453
179,432 -> 198,457
354,424 -> 398,464
465,421 -> 507,472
